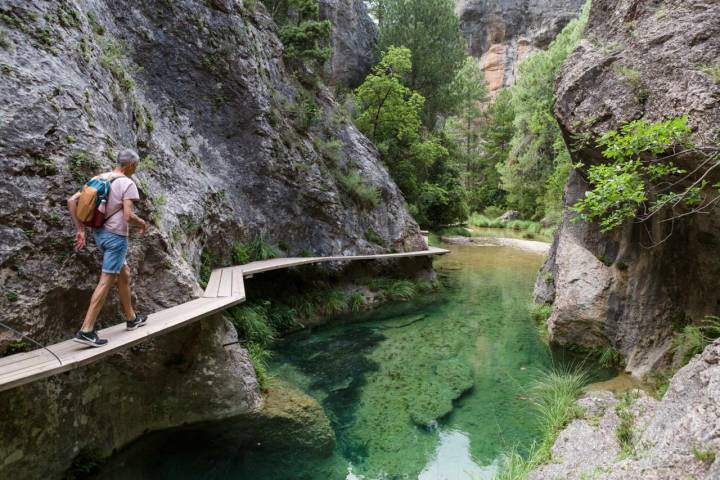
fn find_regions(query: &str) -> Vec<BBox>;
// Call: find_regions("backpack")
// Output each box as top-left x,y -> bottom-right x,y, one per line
76,175 -> 125,228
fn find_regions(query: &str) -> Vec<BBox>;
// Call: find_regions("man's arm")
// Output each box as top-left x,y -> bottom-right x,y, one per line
123,199 -> 147,234
67,192 -> 86,250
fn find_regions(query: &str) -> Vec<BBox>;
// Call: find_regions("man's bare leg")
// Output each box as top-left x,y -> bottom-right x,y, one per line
117,265 -> 136,321
80,273 -> 117,332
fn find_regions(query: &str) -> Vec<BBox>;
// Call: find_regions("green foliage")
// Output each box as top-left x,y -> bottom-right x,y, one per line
86,11 -> 105,36
699,64 -> 720,84
572,116 -> 695,232
496,365 -> 589,479
376,0 -> 466,124
6,339 -> 30,354
672,315 -> 720,365
336,171 -> 381,209
275,0 -> 331,72
497,3 -> 589,222
99,39 -> 134,94
615,390 -> 639,457
355,46 -> 424,143
348,292 -> 366,312
229,304 -> 276,346
355,47 -> 467,227
691,446 -> 716,463
438,226 -> 471,237
247,342 -> 272,390
69,150 -> 101,183
597,347 -> 625,369
232,235 -> 279,265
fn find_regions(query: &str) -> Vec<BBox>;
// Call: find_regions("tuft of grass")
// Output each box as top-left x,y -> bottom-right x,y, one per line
232,235 -> 279,265
598,347 -> 625,369
6,339 -> 30,354
337,171 -> 380,209
228,304 -> 276,346
531,303 -> 552,343
615,390 -> 639,457
86,11 -> 105,36
699,64 -> 720,84
672,316 -> 720,365
439,226 -> 471,237
348,292 -> 366,312
691,446 -> 716,463
247,342 -> 272,391
321,290 -> 348,316
100,39 -> 134,93
495,365 -> 589,479
69,150 -> 101,183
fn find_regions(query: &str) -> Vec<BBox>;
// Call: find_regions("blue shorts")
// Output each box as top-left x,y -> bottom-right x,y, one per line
94,229 -> 128,274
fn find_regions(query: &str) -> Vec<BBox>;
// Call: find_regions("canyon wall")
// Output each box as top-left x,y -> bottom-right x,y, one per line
0,0 -> 421,477
535,0 -> 720,377
456,0 -> 584,94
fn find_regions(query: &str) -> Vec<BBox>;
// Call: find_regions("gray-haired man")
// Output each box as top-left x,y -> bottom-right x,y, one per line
67,149 -> 149,347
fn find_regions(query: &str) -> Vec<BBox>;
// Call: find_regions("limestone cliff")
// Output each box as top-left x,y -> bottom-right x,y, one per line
456,0 -> 584,94
320,0 -> 378,87
0,0 -> 420,477
535,0 -> 720,377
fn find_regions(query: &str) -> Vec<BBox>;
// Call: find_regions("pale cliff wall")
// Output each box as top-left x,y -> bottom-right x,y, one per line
456,0 -> 584,93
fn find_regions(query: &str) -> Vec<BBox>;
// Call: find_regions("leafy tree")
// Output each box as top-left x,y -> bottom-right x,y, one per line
572,116 -> 720,237
354,46 -> 424,143
376,0 -> 466,125
269,0 -> 331,72
355,47 -> 467,227
496,2 -> 589,221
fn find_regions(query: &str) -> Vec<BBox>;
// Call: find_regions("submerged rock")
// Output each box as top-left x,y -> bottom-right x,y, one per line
407,359 -> 474,426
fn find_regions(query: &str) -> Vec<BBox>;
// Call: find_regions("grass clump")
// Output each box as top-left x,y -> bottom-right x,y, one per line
495,365 -> 589,479
468,213 -> 555,239
6,339 -> 31,354
232,235 -> 279,265
100,39 -> 134,94
699,64 -> 720,84
691,446 -> 716,463
439,226 -> 471,237
337,170 -> 380,209
597,346 -> 625,369
615,390 -> 639,458
68,150 -> 101,183
672,316 -> 720,365
531,303 -> 552,343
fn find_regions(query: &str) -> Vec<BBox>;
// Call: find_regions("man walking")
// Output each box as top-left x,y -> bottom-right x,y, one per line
67,149 -> 149,347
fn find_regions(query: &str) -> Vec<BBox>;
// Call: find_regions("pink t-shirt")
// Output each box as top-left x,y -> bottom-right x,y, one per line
100,175 -> 140,236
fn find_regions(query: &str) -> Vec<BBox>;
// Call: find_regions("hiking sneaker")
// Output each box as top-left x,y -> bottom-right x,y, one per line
73,329 -> 109,347
126,314 -> 147,331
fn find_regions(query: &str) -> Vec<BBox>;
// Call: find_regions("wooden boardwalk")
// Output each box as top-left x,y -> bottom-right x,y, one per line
0,246 -> 448,393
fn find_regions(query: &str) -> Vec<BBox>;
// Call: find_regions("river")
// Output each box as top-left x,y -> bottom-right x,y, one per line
96,239 -> 613,479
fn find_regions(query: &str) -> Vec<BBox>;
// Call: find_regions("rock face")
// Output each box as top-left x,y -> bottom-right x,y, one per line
530,340 -> 720,479
455,0 -> 584,94
536,0 -> 720,376
0,0 -> 421,477
0,317 -> 262,479
320,0 -> 378,86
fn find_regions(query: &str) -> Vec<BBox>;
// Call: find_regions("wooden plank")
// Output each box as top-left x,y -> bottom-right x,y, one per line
203,269 -> 222,298
0,349 -> 44,368
231,267 -> 244,297
217,268 -> 233,297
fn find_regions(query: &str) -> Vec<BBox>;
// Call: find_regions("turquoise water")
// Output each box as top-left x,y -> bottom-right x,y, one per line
96,242 -> 610,479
